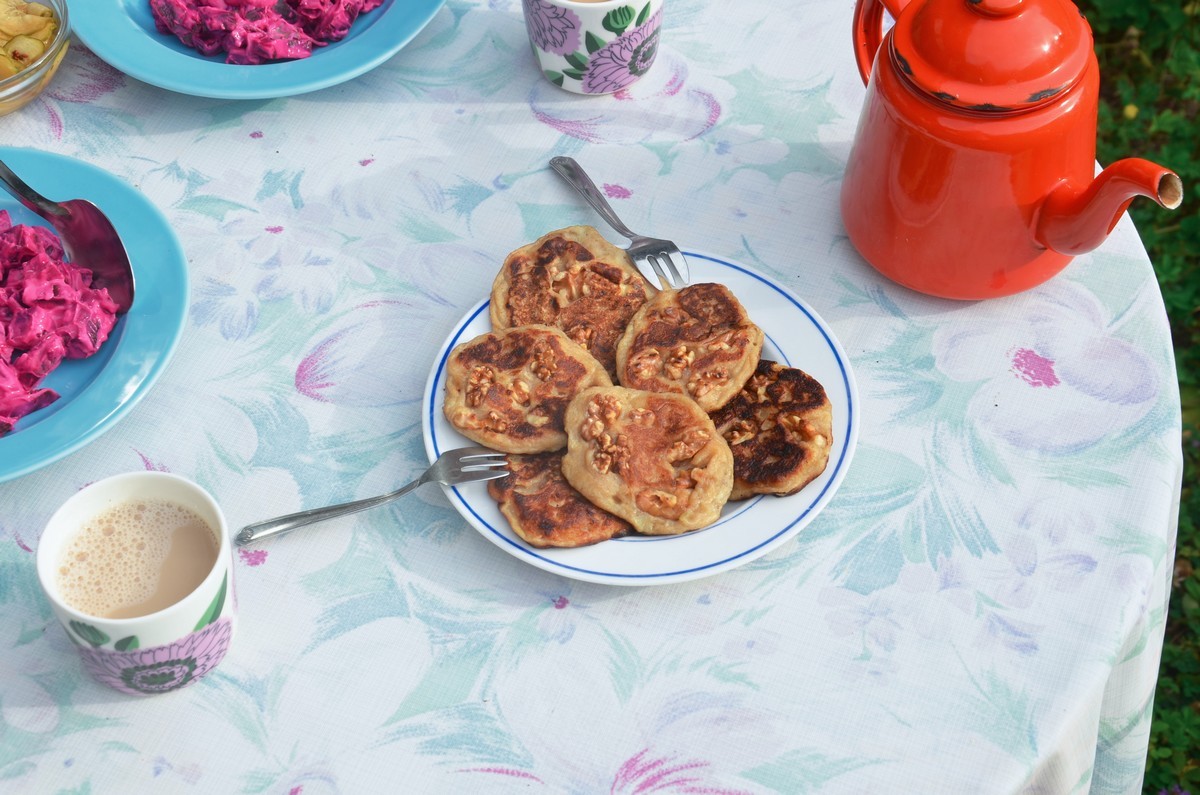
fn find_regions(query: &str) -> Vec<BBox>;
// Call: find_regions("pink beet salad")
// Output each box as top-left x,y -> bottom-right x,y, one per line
150,0 -> 386,65
0,211 -> 118,436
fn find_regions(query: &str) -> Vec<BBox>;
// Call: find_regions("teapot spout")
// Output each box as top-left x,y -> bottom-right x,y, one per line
1036,159 -> 1183,256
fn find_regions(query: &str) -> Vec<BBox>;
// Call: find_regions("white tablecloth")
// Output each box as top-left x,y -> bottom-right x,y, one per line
0,1 -> 1181,791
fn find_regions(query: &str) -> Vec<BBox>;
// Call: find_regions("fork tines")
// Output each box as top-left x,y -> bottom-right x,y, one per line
643,249 -> 688,291
449,448 -> 509,478
453,447 -> 507,460
628,235 -> 689,291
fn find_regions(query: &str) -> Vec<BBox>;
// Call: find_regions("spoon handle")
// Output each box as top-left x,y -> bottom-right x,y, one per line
0,158 -> 65,218
549,156 -> 638,241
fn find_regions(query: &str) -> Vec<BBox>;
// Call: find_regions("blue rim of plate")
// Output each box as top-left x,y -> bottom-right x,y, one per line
0,147 -> 188,483
71,0 -> 446,100
422,252 -> 861,585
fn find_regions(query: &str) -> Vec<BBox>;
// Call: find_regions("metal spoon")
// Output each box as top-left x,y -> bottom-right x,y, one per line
0,158 -> 135,313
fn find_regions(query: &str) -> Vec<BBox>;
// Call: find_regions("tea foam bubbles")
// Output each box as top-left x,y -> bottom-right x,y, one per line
56,499 -> 218,620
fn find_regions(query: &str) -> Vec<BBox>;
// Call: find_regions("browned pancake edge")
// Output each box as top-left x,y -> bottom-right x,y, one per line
709,360 -> 833,500
487,452 -> 632,548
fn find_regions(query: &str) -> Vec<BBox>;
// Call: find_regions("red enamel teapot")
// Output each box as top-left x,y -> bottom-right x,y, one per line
841,0 -> 1183,300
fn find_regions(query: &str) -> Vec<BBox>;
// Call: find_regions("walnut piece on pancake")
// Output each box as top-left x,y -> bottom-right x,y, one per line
444,324 -> 612,454
562,386 -> 733,535
490,226 -> 656,376
488,452 -> 632,548
709,360 -> 833,500
615,282 -> 764,412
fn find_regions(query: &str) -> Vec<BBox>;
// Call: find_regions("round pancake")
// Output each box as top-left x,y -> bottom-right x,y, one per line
562,385 -> 733,535
490,225 -> 655,375
615,282 -> 764,412
444,324 -> 612,454
488,452 -> 632,548
709,360 -> 833,500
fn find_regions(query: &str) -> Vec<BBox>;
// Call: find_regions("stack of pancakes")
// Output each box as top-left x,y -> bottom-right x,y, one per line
443,226 -> 833,548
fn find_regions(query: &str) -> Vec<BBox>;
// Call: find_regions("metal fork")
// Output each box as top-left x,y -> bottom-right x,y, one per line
549,156 -> 690,290
235,447 -> 509,546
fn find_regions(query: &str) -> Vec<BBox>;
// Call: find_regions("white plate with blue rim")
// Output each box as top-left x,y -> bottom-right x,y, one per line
72,0 -> 445,100
422,252 -> 860,586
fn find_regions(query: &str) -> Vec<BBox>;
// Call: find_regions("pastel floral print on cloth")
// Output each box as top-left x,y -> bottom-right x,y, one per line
68,574 -> 232,695
524,0 -> 662,94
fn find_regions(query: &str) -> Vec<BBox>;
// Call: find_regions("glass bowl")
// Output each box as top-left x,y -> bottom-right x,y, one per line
0,0 -> 70,117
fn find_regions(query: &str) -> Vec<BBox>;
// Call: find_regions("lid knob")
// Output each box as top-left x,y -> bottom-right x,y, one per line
970,0 -> 1025,16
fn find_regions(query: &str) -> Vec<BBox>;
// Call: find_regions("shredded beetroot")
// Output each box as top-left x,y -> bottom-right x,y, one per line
150,0 -> 385,65
0,211 -> 118,436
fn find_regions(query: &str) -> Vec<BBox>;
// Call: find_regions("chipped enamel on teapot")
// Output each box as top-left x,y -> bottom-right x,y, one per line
841,0 -> 1183,300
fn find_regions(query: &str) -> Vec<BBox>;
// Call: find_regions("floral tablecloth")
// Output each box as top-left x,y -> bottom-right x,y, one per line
0,1 -> 1182,792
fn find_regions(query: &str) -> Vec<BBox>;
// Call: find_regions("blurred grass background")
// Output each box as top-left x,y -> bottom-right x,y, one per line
1074,0 -> 1199,790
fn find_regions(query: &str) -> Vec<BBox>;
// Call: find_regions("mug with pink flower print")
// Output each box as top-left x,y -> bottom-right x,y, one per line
522,0 -> 664,94
36,472 -> 236,696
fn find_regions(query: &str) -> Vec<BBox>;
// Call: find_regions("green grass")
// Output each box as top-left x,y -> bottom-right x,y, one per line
1075,0 -> 1200,790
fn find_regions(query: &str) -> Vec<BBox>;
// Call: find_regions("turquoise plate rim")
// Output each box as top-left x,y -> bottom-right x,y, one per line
71,0 -> 446,100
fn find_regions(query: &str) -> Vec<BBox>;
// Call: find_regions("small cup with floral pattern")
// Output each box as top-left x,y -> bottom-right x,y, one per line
36,472 -> 236,696
522,0 -> 664,95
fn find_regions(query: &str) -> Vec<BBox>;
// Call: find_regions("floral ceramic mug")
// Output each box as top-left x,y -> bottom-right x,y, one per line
36,472 -> 236,696
522,0 -> 664,95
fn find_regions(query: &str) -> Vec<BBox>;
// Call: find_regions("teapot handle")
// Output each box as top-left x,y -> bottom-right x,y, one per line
853,0 -> 910,85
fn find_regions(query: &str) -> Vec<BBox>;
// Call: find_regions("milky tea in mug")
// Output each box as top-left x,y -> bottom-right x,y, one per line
37,471 -> 236,696
56,499 -> 219,619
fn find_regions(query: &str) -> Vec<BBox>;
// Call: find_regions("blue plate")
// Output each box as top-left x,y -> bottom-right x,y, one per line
0,147 -> 188,483
72,0 -> 446,100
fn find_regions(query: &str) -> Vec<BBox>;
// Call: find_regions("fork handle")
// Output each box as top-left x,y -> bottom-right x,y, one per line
0,159 -> 65,219
549,156 -> 638,241
236,477 -> 424,546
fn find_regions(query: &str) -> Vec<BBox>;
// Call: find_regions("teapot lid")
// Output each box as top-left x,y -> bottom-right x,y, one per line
891,0 -> 1093,112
